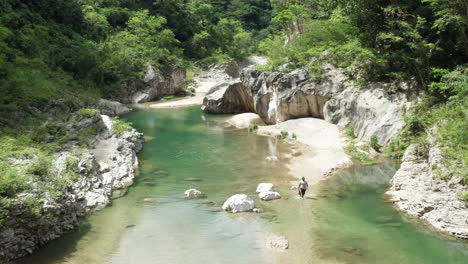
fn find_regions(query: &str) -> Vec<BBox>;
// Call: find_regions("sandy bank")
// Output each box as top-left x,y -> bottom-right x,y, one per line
257,118 -> 352,185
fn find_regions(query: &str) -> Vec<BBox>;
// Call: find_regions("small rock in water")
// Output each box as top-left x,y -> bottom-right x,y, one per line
266,234 -> 289,250
184,177 -> 202,182
253,208 -> 262,213
265,156 -> 278,162
195,200 -> 215,205
259,191 -> 281,201
184,189 -> 205,199
206,207 -> 223,213
290,186 -> 297,190
143,197 -> 158,203
154,170 -> 169,176
125,224 -> 136,228
341,246 -> 363,256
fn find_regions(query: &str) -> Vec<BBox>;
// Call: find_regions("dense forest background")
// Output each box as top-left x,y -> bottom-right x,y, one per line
0,0 -> 466,209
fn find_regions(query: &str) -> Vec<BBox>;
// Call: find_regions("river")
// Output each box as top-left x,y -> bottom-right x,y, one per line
16,106 -> 468,264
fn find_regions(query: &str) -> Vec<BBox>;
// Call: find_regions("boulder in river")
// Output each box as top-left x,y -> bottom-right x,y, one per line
222,194 -> 255,213
256,183 -> 274,193
184,189 -> 205,199
259,191 -> 281,201
265,156 -> 278,162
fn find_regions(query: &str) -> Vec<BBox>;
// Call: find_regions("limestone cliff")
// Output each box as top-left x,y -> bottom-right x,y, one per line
203,64 -> 411,145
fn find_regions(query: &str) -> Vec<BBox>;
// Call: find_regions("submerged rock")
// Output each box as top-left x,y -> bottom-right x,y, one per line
222,194 -> 255,213
265,156 -> 278,162
259,191 -> 281,201
184,189 -> 205,199
256,183 -> 274,193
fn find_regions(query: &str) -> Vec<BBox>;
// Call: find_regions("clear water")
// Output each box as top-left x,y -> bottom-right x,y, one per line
16,106 -> 468,264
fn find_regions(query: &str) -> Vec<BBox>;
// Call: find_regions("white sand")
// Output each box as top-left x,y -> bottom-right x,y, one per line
149,73 -> 231,109
257,118 -> 352,185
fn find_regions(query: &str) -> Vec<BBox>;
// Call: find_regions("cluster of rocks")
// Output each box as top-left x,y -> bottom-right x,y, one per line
203,64 -> 412,146
0,108 -> 144,262
386,143 -> 468,239
220,183 -> 282,214
256,183 -> 281,201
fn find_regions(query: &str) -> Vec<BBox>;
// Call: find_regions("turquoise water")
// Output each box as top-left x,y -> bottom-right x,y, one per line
16,106 -> 468,264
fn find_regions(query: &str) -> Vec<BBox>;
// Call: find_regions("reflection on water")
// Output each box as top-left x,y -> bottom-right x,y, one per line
16,107 -> 468,264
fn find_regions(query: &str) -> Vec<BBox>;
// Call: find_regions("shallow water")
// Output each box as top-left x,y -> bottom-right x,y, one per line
17,106 -> 468,264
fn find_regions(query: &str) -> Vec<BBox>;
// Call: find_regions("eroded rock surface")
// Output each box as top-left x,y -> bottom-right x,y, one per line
203,64 -> 411,145
387,144 -> 468,239
0,115 -> 143,262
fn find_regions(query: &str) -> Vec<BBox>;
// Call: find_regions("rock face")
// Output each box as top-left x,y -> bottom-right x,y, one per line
184,189 -> 205,199
258,191 -> 281,201
222,194 -> 255,213
128,66 -> 186,104
256,183 -> 274,193
202,82 -> 255,114
225,113 -> 265,129
98,99 -> 132,116
0,115 -> 143,262
203,64 -> 412,145
387,144 -> 468,239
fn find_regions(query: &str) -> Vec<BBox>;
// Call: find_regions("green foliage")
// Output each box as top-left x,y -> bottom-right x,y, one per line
278,130 -> 289,139
292,133 -> 297,139
345,124 -> 356,139
248,124 -> 259,132
77,108 -> 100,118
345,144 -> 376,165
370,135 -> 380,152
0,162 -> 28,197
385,67 -> 467,180
112,116 -> 133,136
459,192 -> 468,202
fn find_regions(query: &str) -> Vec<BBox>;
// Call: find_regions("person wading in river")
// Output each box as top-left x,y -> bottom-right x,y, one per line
298,177 -> 308,198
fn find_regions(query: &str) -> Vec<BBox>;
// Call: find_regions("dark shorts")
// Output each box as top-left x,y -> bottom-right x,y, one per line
300,188 -> 307,196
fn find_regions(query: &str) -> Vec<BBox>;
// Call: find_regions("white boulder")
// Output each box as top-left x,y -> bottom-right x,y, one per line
225,113 -> 264,129
259,191 -> 281,201
256,183 -> 274,193
222,194 -> 255,213
184,189 -> 205,199
265,156 -> 278,161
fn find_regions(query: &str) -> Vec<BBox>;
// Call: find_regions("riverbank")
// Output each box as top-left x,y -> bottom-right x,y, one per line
256,118 -> 353,185
0,102 -> 144,262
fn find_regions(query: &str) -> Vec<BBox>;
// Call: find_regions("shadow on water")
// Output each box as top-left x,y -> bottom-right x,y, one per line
14,222 -> 92,264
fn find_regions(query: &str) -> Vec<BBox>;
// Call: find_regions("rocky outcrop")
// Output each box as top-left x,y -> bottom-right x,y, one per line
225,113 -> 264,129
202,82 -> 255,114
222,194 -> 255,213
0,115 -> 143,262
131,66 -> 186,104
203,64 -> 412,145
98,99 -> 132,116
386,144 -> 468,239
117,66 -> 186,104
